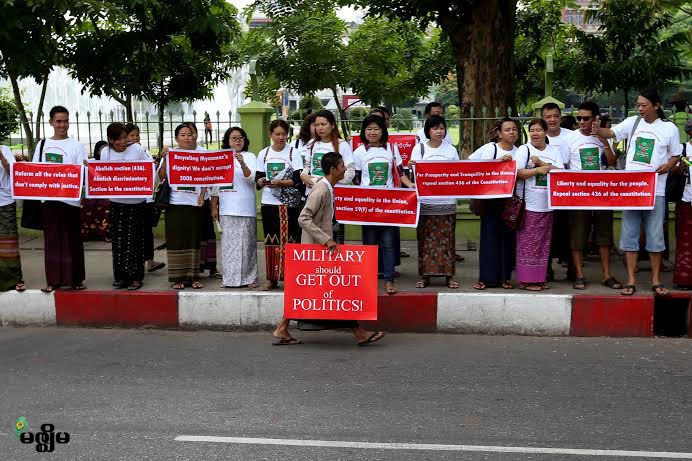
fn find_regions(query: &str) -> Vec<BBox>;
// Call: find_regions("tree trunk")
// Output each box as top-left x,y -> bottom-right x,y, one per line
34,72 -> 49,143
330,87 -> 350,138
441,0 -> 517,157
8,72 -> 35,154
109,92 -> 133,122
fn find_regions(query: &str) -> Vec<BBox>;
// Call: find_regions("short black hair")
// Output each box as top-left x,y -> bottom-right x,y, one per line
424,102 -> 443,116
321,152 -> 342,176
49,105 -> 69,119
373,106 -> 391,116
424,114 -> 447,140
541,102 -> 561,115
124,123 -> 139,133
222,126 -> 250,152
359,114 -> 388,146
560,115 -> 577,130
269,119 -> 290,134
577,101 -> 600,117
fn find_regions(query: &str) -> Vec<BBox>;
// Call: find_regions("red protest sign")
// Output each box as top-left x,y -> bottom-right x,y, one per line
11,162 -> 83,201
351,132 -> 417,167
414,160 -> 517,198
284,244 -> 378,321
167,149 -> 234,187
548,170 -> 658,210
334,185 -> 419,227
86,161 -> 154,199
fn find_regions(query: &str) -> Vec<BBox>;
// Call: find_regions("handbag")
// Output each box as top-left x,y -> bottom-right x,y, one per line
469,144 -> 499,217
501,146 -> 529,229
20,139 -> 46,230
666,143 -> 687,202
154,177 -> 171,208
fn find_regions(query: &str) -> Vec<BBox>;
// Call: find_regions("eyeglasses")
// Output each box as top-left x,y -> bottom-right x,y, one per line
576,116 -> 593,121
229,136 -> 245,141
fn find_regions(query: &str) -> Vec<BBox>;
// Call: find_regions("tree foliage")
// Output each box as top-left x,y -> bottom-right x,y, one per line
0,88 -> 20,141
564,0 -> 691,111
67,0 -> 241,138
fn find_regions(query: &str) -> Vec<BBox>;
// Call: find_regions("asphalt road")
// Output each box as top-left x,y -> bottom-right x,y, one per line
0,328 -> 690,460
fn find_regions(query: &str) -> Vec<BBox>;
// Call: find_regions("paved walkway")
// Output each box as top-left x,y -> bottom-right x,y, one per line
18,235 -> 676,295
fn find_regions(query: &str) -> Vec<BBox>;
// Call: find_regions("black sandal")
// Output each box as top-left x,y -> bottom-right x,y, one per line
651,284 -> 669,296
601,277 -> 623,290
573,278 -> 586,290
621,285 -> 636,296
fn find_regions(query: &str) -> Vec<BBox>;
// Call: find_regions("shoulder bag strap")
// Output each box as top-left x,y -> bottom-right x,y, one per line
492,143 -> 498,159
39,138 -> 46,162
626,116 -> 642,153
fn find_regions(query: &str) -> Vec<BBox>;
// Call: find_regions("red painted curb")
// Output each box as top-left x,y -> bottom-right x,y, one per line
570,295 -> 654,337
360,292 -> 437,332
55,291 -> 178,327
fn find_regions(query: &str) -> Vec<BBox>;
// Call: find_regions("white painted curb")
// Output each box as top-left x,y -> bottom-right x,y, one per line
0,290 -> 56,326
178,291 -> 283,329
437,293 -> 572,336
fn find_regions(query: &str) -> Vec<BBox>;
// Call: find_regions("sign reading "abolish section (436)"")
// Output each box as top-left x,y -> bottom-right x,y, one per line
167,149 -> 234,187
284,244 -> 378,321
414,160 -> 517,198
11,162 -> 83,201
548,170 -> 658,210
86,161 -> 155,199
334,185 -> 419,227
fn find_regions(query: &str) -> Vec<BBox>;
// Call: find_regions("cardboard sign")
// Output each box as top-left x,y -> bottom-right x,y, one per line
86,161 -> 155,199
414,160 -> 517,198
167,149 -> 234,187
334,185 -> 420,227
351,133 -> 417,167
548,170 -> 658,210
11,162 -> 83,201
284,244 -> 378,321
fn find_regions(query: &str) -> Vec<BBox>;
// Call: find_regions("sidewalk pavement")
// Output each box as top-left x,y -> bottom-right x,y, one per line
1,235 -> 688,338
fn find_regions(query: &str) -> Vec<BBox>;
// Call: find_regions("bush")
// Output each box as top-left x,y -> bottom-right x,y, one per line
391,108 -> 413,131
289,110 -> 304,122
298,94 -> 324,114
0,89 -> 20,142
348,107 -> 369,131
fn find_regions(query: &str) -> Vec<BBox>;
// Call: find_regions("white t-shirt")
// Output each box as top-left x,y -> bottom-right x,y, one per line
612,116 -> 683,196
99,143 -> 151,205
682,142 -> 692,203
410,141 -> 459,206
514,143 -> 563,212
304,139 -> 354,194
214,151 -> 257,217
0,145 -> 15,207
565,130 -> 605,171
167,145 -> 207,207
415,127 -> 453,145
468,142 -> 517,160
32,137 -> 87,207
547,127 -> 572,167
353,144 -> 403,188
257,144 -> 303,206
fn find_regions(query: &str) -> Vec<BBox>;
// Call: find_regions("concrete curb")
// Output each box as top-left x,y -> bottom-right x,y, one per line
0,290 -> 689,337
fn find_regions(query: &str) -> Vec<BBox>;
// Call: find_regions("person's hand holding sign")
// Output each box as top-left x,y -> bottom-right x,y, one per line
500,154 -> 513,162
325,239 -> 338,254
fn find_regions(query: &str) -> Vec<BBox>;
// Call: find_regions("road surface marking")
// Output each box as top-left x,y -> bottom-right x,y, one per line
174,436 -> 692,458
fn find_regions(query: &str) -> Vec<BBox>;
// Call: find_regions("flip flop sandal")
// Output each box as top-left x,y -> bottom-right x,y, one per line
601,277 -> 623,289
358,331 -> 385,346
415,279 -> 429,288
651,284 -> 669,296
447,279 -> 459,289
521,285 -> 543,292
41,286 -> 55,294
192,282 -> 204,289
72,284 -> 87,291
171,283 -> 185,290
128,282 -> 143,291
573,278 -> 586,290
621,285 -> 636,296
473,282 -> 486,291
15,282 -> 26,292
272,337 -> 302,346
147,263 -> 165,273
502,281 -> 513,289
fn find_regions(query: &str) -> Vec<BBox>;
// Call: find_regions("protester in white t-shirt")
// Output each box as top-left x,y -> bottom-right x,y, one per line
468,118 -> 518,290
299,110 -> 353,245
593,90 -> 682,296
32,106 -> 88,293
562,101 -> 621,292
671,122 -> 692,288
0,144 -> 23,292
513,119 -> 562,291
415,102 -> 453,145
210,127 -> 258,289
293,113 -> 316,167
256,119 -> 303,291
353,114 -> 414,295
96,123 -> 151,290
124,123 -> 165,274
157,122 -> 207,290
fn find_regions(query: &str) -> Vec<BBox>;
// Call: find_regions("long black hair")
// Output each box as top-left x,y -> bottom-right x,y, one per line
221,126 -> 250,152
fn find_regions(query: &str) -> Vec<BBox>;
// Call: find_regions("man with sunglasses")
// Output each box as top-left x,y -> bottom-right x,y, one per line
564,101 -> 622,291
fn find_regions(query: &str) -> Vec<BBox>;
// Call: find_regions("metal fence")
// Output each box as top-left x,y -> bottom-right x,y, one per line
1,105 -> 688,158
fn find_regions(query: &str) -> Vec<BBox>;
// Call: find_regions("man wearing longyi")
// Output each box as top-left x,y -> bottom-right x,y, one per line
272,152 -> 385,346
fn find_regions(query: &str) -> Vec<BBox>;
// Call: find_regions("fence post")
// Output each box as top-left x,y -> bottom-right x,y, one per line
481,106 -> 489,148
75,112 -> 81,150
145,112 -> 151,152
87,112 -> 92,152
98,110 -> 104,141
168,112 -> 174,146
215,110 -> 220,148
